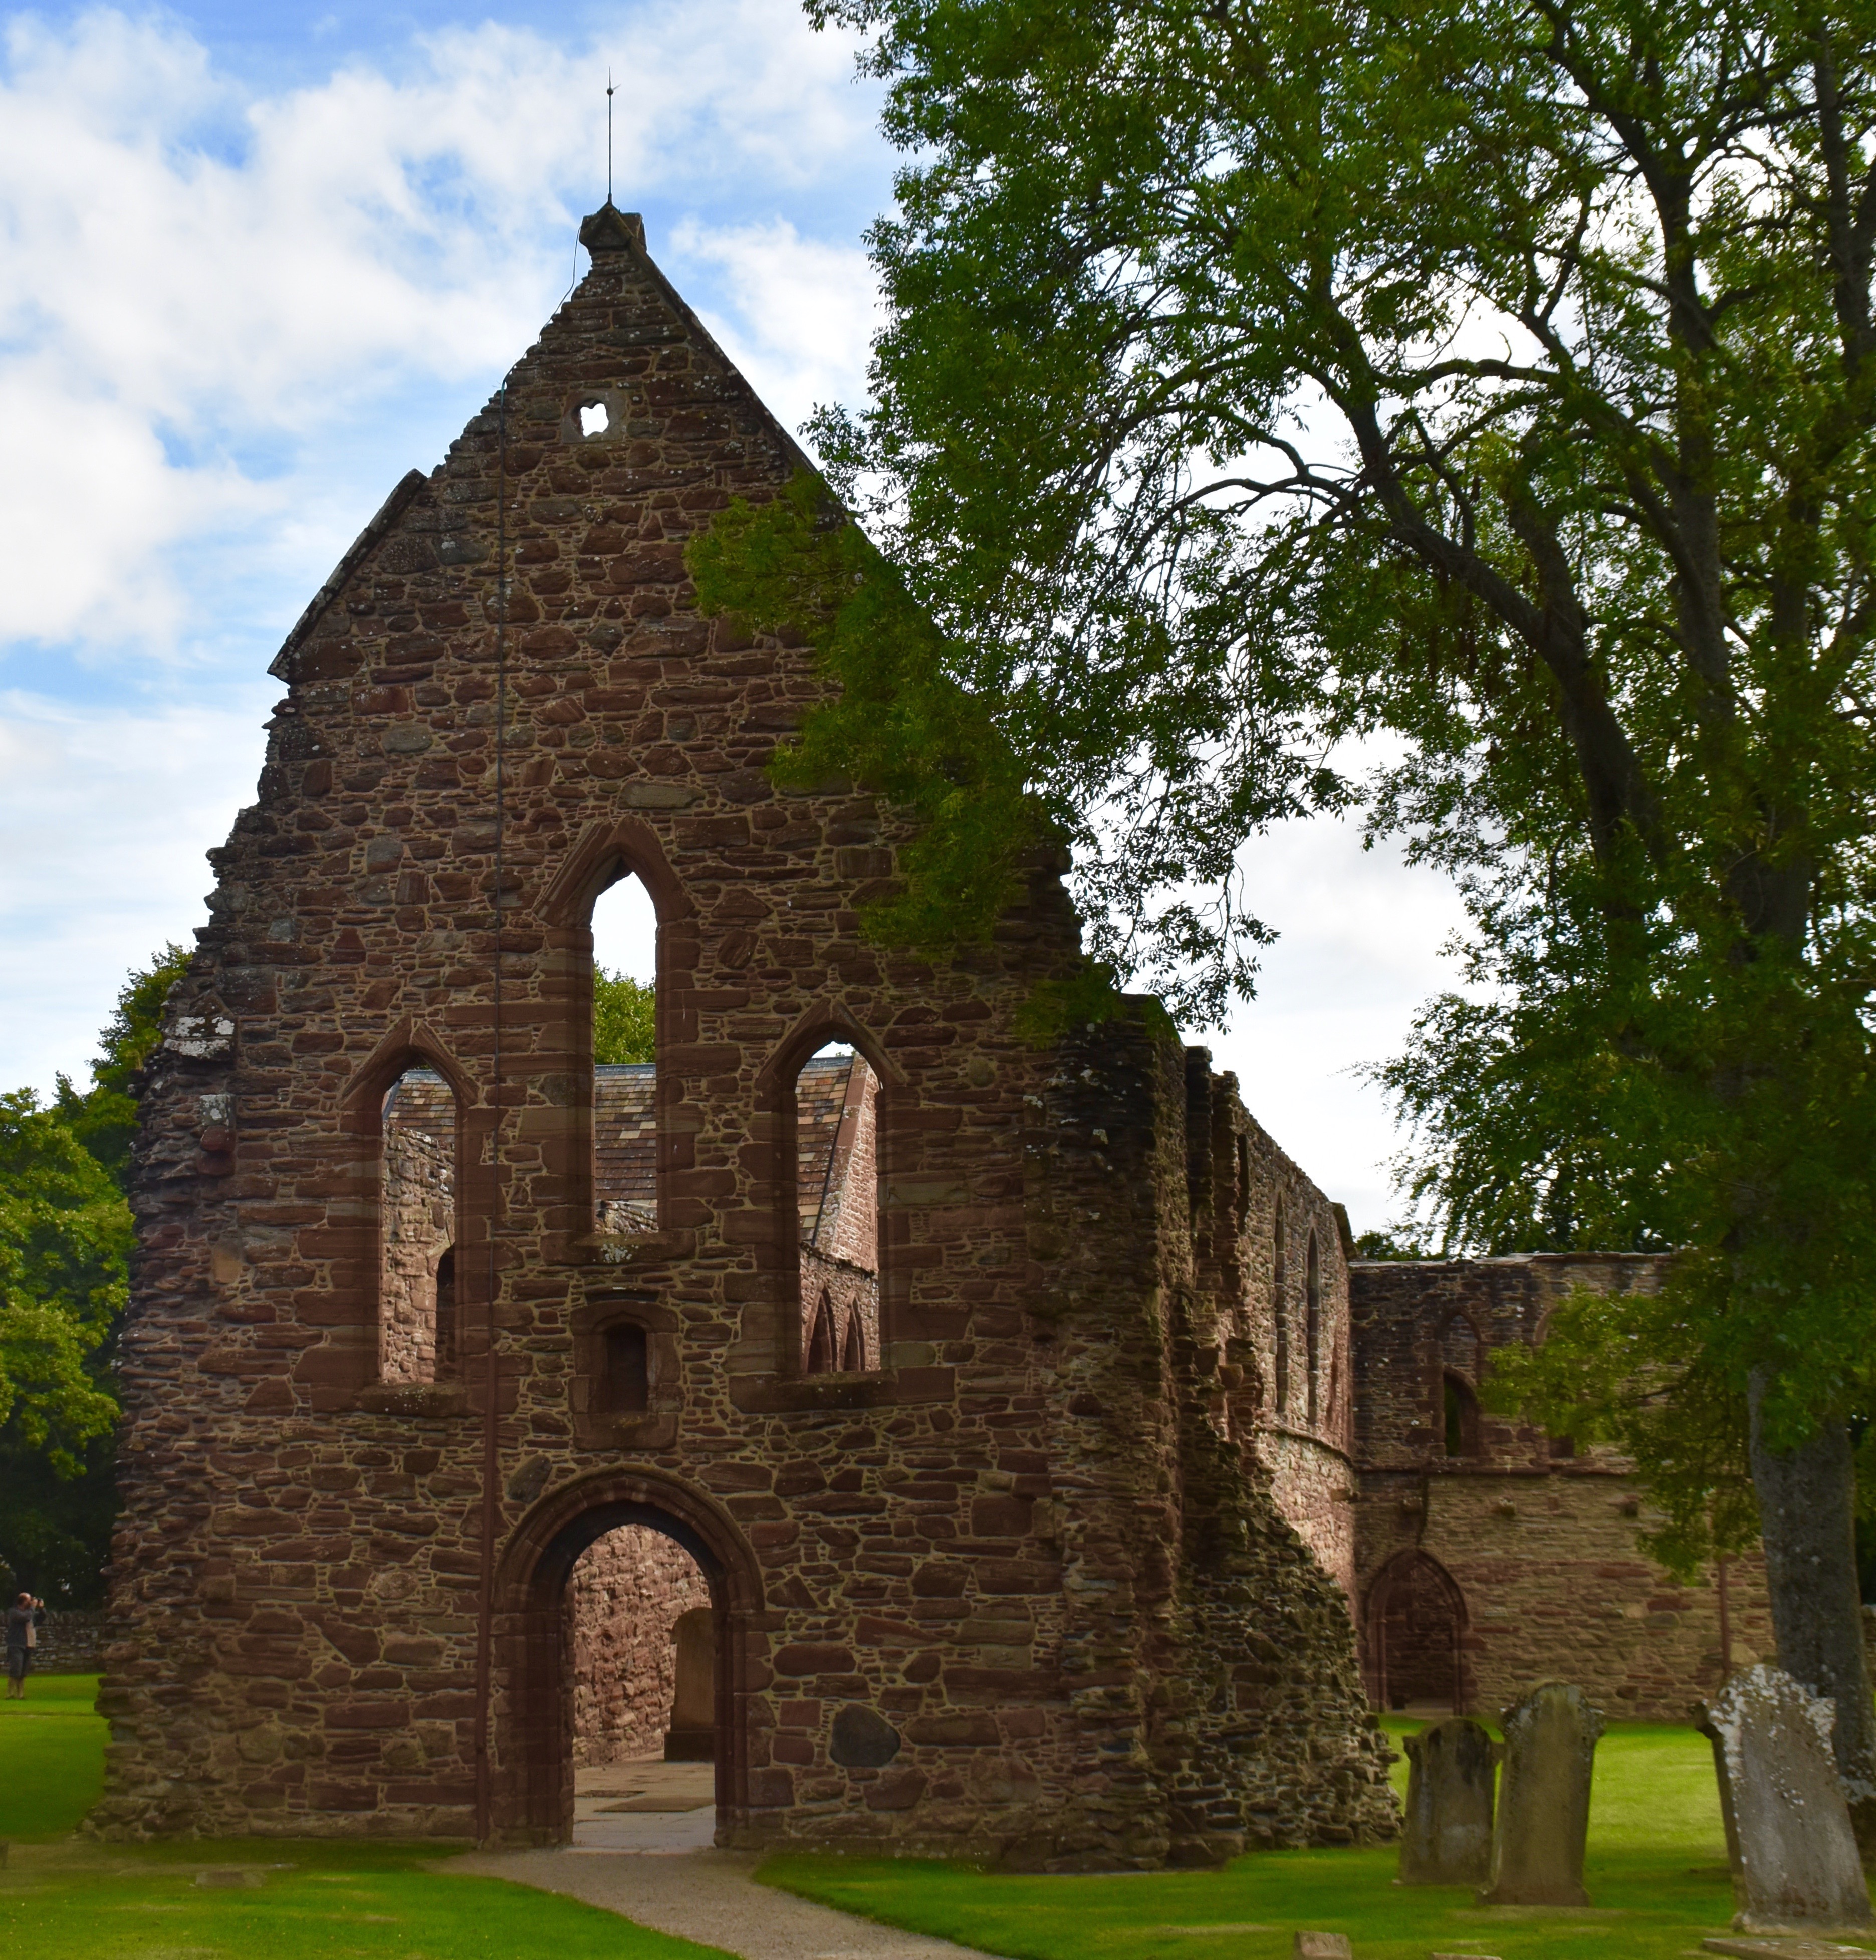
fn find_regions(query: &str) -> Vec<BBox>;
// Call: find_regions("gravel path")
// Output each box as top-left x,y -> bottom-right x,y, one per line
447,1842 -> 1004,1960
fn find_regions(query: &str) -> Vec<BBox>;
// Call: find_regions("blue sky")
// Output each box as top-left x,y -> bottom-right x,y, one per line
0,0 -> 1465,1231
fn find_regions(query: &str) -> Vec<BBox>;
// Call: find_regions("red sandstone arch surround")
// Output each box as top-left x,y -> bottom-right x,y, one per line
490,1466 -> 766,1845
1364,1548 -> 1469,1714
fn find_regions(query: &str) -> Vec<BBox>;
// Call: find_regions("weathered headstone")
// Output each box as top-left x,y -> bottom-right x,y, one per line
1399,1717 -> 1497,1885
1699,1666 -> 1874,1933
1292,1935 -> 1350,1960
1479,1682 -> 1604,1906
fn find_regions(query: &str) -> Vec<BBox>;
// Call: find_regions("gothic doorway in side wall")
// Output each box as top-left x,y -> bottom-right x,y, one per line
491,1474 -> 763,1847
1367,1549 -> 1469,1715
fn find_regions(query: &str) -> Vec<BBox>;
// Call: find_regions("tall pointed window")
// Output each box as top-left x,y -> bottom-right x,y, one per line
1305,1229 -> 1322,1427
592,873 -> 657,1237
379,1065 -> 457,1383
1272,1200 -> 1289,1415
795,1043 -> 880,1374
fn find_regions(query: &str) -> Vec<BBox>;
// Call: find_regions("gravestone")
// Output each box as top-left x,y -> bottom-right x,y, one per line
663,1607 -> 715,1762
1699,1666 -> 1874,1932
1399,1717 -> 1497,1885
1480,1682 -> 1604,1906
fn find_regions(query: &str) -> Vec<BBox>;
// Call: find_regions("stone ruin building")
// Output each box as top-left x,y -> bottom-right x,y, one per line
95,205 -> 1766,1857
1348,1254 -> 1770,1722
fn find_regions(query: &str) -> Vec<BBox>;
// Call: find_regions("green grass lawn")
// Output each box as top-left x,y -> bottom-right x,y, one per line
757,1720 -> 1763,1960
0,1674 -> 731,1960
0,1675 -> 1819,1960
0,1672 -> 106,1840
0,1836 -> 737,1960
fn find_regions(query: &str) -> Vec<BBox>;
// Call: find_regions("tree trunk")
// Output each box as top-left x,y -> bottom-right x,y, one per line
1747,1369 -> 1876,1847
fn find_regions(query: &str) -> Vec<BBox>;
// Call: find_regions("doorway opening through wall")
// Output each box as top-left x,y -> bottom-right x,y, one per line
379,1066 -> 457,1383
566,1522 -> 717,1846
1370,1550 -> 1467,1715
795,1041 -> 881,1374
592,873 -> 657,1236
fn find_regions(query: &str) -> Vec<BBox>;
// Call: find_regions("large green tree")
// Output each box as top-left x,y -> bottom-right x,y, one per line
2,946 -> 187,1603
719,0 -> 1876,1815
0,1090 -> 128,1602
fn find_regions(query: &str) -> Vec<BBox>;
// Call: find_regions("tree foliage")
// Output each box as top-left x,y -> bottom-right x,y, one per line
54,942 -> 189,1183
1,945 -> 183,1602
688,474 -> 1039,957
0,1092 -> 125,1461
779,0 -> 1876,1432
593,966 -> 657,1064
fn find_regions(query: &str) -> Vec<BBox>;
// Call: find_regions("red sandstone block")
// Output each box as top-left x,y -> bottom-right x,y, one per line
773,1644 -> 854,1676
904,1713 -> 999,1747
970,1496 -> 1033,1538
325,1702 -> 411,1730
747,1768 -> 794,1807
864,1768 -> 928,1811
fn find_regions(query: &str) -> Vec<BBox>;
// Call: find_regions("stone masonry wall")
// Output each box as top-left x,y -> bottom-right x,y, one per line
96,205 -> 1384,1864
569,1526 -> 711,1764
1350,1255 -> 1774,1720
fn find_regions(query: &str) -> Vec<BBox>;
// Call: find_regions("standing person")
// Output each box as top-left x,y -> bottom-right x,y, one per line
5,1593 -> 41,1699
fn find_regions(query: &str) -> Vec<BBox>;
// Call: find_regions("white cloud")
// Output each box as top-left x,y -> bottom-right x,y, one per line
0,3 -> 889,658
0,686 -> 271,1094
1203,815 -> 1471,1237
668,216 -> 879,441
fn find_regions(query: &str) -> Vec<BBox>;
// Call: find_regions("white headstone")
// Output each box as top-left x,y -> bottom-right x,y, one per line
1699,1666 -> 1873,1932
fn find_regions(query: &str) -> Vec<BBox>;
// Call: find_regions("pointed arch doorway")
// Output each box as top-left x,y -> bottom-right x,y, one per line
1366,1549 -> 1469,1715
490,1469 -> 764,1845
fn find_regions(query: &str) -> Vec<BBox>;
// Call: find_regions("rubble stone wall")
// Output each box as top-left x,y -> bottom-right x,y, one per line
569,1526 -> 711,1764
95,207 -> 1390,1866
1350,1255 -> 1774,1720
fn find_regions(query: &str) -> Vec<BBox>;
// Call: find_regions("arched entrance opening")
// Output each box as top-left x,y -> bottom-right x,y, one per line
492,1474 -> 763,1846
1366,1550 -> 1468,1714
568,1525 -> 714,1826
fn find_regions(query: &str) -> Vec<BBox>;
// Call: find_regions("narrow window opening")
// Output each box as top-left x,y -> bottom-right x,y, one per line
1305,1229 -> 1322,1426
593,873 -> 657,1238
807,1293 -> 836,1374
580,400 -> 610,438
1549,1433 -> 1576,1459
434,1245 -> 457,1380
603,1323 -> 650,1414
1272,1200 -> 1289,1415
796,1041 -> 880,1374
380,1064 -> 457,1384
1444,1373 -> 1480,1457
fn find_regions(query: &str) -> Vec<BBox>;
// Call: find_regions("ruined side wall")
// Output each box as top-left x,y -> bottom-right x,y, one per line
570,1526 -> 711,1764
1026,1022 -> 1395,1868
1350,1255 -> 1774,1719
